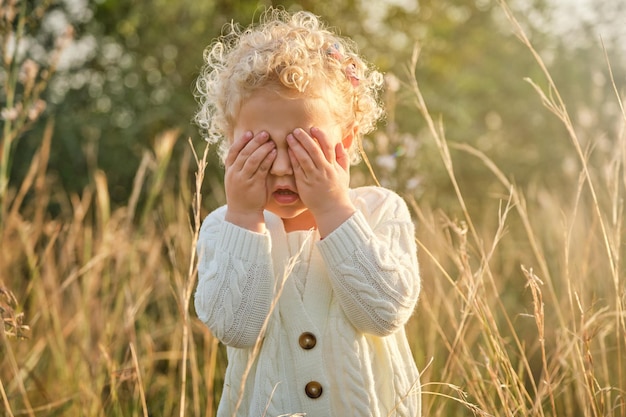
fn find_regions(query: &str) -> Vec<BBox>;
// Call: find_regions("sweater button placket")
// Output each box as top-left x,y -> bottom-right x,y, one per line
299,332 -> 322,399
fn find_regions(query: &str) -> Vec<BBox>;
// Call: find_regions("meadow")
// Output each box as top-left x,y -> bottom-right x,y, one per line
1,2 -> 625,416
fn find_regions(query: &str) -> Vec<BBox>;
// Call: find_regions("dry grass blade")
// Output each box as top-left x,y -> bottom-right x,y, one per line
130,343 -> 149,417
178,139 -> 210,417
0,377 -> 14,417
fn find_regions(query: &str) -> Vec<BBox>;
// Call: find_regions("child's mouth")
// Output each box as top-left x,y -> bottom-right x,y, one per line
273,189 -> 299,204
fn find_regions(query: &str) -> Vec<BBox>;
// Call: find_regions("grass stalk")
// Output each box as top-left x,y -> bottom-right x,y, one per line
130,342 -> 149,417
178,139 -> 210,416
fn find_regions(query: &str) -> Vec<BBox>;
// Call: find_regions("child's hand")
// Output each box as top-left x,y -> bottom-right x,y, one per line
224,130 -> 276,232
287,127 -> 356,237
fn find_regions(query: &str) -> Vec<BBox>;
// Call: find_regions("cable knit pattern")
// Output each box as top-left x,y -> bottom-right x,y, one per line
195,186 -> 421,417
195,206 -> 274,348
317,190 -> 420,336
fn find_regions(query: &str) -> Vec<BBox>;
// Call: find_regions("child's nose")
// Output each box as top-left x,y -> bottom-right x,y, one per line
269,148 -> 293,176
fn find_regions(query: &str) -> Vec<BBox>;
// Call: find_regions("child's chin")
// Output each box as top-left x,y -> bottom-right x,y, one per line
271,209 -> 316,231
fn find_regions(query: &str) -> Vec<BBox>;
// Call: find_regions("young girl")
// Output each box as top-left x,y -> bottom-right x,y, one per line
194,8 -> 421,417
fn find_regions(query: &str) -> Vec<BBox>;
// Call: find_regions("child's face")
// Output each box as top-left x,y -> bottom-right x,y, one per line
232,87 -> 347,231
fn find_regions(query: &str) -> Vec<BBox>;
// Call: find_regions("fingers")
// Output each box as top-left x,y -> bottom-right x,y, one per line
287,146 -> 301,174
286,132 -> 317,179
224,131 -> 253,167
311,127 -> 337,162
226,131 -> 276,178
253,144 -> 277,176
286,134 -> 305,178
287,127 -> 337,174
243,138 -> 276,177
292,128 -> 334,164
309,127 -> 335,162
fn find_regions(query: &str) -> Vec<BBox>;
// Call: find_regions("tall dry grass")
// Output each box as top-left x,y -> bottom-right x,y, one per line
405,2 -> 626,415
0,122 -> 220,415
1,1 -> 625,416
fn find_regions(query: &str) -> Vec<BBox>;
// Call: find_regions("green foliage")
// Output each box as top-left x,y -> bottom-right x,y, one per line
0,0 -> 64,227
7,0 -> 626,215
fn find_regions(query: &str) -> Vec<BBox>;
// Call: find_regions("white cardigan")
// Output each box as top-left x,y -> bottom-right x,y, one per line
195,186 -> 421,417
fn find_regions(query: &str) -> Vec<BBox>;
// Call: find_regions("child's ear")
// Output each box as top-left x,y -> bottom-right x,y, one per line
341,124 -> 358,149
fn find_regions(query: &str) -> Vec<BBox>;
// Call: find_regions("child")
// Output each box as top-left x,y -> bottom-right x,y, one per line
194,8 -> 421,417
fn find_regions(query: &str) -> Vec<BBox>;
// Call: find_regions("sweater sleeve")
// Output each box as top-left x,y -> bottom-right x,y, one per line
194,207 -> 274,348
316,187 -> 420,337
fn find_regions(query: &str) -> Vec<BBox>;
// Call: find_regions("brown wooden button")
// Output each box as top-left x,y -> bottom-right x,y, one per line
298,332 -> 317,350
305,381 -> 323,399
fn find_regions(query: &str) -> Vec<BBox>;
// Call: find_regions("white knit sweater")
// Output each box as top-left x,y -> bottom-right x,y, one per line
195,186 -> 421,417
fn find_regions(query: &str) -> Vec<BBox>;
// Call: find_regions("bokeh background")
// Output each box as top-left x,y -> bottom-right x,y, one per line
1,0 -> 625,415
8,0 -> 626,212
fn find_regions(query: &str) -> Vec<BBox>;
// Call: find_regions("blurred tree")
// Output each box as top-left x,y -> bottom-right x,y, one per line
329,0 -> 626,216
7,0 -> 626,216
12,0 -> 272,206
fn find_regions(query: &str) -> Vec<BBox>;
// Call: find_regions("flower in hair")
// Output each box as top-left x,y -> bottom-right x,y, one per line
344,63 -> 359,87
327,43 -> 360,87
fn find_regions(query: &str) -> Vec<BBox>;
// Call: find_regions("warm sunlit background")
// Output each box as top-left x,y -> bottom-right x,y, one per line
1,0 -> 625,415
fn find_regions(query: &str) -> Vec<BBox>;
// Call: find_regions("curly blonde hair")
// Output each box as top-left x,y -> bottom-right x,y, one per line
194,8 -> 384,163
